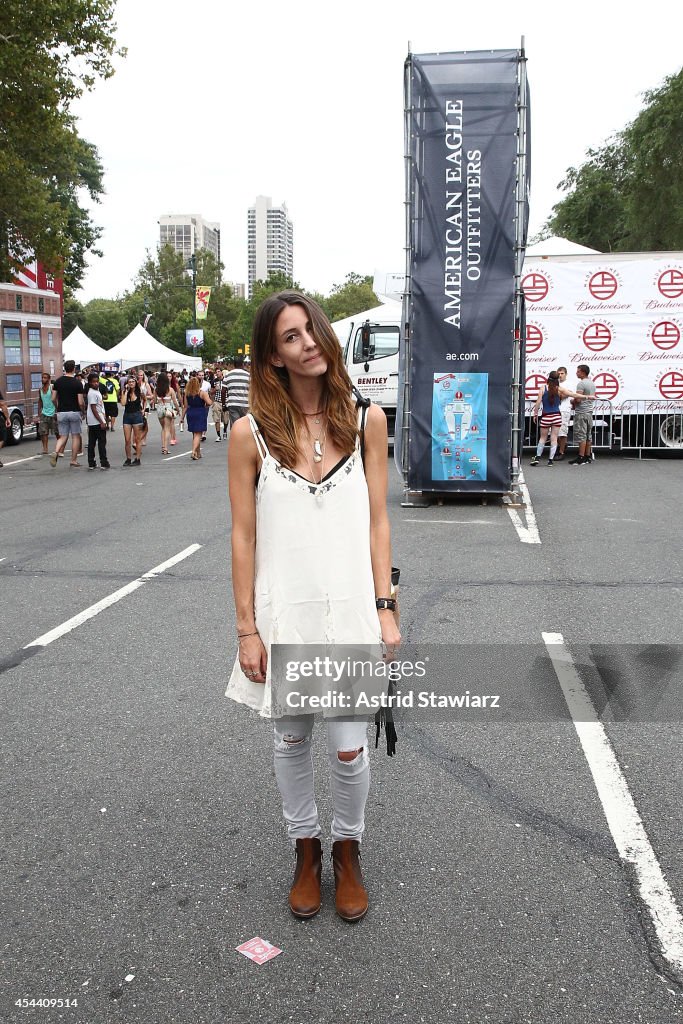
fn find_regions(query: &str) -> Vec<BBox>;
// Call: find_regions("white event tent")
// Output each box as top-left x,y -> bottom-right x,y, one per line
106,324 -> 202,372
62,325 -> 108,366
525,236 -> 600,257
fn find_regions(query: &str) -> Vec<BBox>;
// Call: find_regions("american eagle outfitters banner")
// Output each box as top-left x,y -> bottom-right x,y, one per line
403,50 -> 526,492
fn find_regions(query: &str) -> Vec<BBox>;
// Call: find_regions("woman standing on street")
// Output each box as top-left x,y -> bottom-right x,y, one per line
226,291 -> 400,922
181,375 -> 211,459
155,372 -> 180,454
531,372 -> 582,466
121,375 -> 144,466
169,372 -> 181,445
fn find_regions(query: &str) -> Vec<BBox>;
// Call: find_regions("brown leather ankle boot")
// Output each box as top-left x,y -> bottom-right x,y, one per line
331,839 -> 368,921
289,838 -> 322,918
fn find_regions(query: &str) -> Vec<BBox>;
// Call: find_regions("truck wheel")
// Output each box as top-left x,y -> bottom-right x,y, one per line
659,415 -> 683,449
6,411 -> 24,446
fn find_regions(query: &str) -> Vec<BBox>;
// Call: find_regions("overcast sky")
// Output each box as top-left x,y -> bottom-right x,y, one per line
74,0 -> 681,302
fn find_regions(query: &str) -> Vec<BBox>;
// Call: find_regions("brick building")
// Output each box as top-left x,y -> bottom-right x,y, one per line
1,273 -> 63,443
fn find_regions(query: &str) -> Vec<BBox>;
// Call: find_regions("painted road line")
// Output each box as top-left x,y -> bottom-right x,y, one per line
404,519 -> 493,525
507,470 -> 541,545
2,453 -> 43,466
163,450 -> 192,462
25,544 -> 202,650
543,631 -> 683,976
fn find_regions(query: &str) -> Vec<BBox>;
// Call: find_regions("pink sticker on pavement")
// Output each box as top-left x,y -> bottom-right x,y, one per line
235,937 -> 283,965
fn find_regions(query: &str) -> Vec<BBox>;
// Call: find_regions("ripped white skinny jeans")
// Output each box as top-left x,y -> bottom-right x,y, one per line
273,716 -> 369,845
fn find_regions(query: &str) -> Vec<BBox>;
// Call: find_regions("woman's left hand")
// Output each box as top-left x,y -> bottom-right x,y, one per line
379,610 -> 401,659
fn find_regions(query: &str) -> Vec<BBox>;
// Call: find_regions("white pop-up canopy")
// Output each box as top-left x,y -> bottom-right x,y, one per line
62,325 -> 108,366
525,235 -> 601,257
106,323 -> 202,371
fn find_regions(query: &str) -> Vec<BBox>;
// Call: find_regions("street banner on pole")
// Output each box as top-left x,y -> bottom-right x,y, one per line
186,328 -> 204,348
195,287 -> 211,320
400,49 -> 529,492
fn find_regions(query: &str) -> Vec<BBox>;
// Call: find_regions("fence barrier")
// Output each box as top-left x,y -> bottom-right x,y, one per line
616,400 -> 683,453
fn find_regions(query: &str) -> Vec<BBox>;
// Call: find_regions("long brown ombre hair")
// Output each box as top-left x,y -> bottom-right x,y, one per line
547,372 -> 560,401
250,291 -> 358,467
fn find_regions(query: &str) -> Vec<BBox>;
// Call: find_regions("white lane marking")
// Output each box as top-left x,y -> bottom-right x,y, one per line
25,544 -> 202,649
604,518 -> 642,523
404,519 -> 493,525
543,631 -> 683,975
163,450 -> 192,462
2,453 -> 43,466
507,470 -> 541,545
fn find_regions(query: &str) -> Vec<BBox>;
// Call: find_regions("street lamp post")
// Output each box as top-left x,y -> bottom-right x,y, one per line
187,253 -> 197,327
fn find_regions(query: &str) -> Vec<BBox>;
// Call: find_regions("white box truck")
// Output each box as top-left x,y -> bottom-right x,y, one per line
332,300 -> 402,440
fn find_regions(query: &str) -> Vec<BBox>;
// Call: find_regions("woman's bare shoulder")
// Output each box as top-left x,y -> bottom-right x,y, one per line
365,402 -> 387,428
228,415 -> 258,457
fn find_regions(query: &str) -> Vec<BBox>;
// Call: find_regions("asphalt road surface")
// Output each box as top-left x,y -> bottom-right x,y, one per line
1,423 -> 682,1024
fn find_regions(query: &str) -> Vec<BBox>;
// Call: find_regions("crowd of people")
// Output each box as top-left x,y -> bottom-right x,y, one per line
0,357 -> 251,470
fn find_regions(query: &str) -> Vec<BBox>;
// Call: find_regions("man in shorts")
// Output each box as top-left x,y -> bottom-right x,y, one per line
38,371 -> 59,454
209,368 -> 228,441
568,364 -> 596,466
99,370 -> 120,430
50,359 -> 84,467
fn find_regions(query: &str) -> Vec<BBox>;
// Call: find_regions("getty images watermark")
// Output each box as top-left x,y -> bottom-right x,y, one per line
269,643 -> 683,722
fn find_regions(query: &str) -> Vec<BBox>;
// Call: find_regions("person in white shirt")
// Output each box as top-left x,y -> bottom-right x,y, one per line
556,366 -> 572,461
85,372 -> 110,469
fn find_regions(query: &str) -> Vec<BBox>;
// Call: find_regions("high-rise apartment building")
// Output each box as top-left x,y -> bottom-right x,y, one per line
247,196 -> 293,296
159,214 -> 221,263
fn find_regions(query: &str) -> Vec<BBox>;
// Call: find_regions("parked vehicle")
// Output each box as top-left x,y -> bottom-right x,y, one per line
332,301 -> 401,440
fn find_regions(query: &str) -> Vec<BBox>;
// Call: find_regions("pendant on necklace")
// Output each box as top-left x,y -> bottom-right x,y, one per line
313,439 -> 323,462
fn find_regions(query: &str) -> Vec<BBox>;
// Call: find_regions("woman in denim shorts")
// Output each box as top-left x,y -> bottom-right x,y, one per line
121,376 -> 144,466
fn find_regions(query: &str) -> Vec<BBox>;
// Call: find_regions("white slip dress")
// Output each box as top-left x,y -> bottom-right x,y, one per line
225,412 -> 382,717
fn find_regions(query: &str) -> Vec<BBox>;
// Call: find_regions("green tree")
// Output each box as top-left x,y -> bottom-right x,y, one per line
326,273 -> 379,321
63,295 -> 85,337
132,245 -> 194,338
82,297 -> 128,350
622,68 -> 683,249
544,144 -> 629,252
228,272 -> 301,354
160,308 -> 195,354
0,1 -> 125,289
544,67 -> 683,252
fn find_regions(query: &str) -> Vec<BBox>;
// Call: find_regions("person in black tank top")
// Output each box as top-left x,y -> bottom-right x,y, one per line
121,377 -> 144,465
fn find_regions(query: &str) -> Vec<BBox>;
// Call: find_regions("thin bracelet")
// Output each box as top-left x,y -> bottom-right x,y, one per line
237,631 -> 259,640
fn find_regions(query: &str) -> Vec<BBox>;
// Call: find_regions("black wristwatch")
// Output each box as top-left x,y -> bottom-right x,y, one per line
375,598 -> 397,611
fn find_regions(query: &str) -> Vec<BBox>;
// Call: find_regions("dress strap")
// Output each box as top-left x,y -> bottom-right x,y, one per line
247,413 -> 270,461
